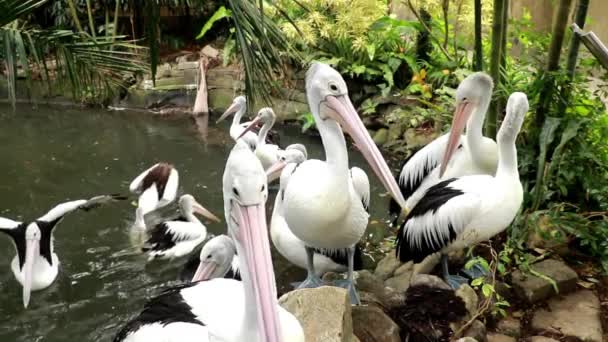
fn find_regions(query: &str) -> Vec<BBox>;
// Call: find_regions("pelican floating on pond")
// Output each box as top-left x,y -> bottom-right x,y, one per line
0,194 -> 125,308
280,63 -> 406,304
396,92 -> 528,288
130,162 -> 179,230
180,234 -> 241,282
114,141 -> 304,342
216,95 -> 258,150
391,73 -> 496,217
142,194 -> 220,260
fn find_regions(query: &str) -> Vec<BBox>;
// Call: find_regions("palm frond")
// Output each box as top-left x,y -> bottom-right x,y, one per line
0,0 -> 48,27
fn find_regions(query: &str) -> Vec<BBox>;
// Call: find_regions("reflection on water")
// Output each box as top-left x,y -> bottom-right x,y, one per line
0,104 -> 390,341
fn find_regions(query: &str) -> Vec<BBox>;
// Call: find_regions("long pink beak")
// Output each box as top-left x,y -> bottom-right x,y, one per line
325,95 -> 407,209
216,102 -> 240,124
439,101 -> 474,177
236,116 -> 263,140
193,202 -> 221,223
266,160 -> 287,182
233,203 -> 281,342
192,261 -> 217,282
23,238 -> 39,309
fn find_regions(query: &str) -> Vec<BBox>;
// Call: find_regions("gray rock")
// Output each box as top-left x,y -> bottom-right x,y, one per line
410,274 -> 451,290
352,305 -> 400,342
279,286 -> 356,342
413,253 -> 441,275
201,45 -> 219,59
464,320 -> 487,342
487,333 -> 516,342
384,271 -> 412,292
531,290 -> 602,342
527,337 -> 559,342
158,63 -> 172,78
394,261 -> 414,276
511,259 -> 578,303
374,253 -> 402,281
456,338 -> 478,342
372,128 -> 389,146
355,270 -> 385,298
387,123 -> 405,143
496,317 -> 521,337
455,284 -> 478,318
177,61 -> 199,70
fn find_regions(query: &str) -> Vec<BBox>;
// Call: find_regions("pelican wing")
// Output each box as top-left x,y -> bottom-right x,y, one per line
0,216 -> 21,230
350,167 -> 370,212
37,199 -> 88,224
129,163 -> 160,194
395,177 -> 484,263
159,169 -> 179,206
143,221 -> 204,252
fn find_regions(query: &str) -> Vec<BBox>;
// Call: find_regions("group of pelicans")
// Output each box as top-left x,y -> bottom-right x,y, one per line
0,63 -> 529,341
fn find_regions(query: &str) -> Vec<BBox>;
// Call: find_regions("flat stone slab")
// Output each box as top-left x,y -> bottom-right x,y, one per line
531,290 -> 602,342
511,259 -> 578,303
487,333 -> 516,342
496,317 -> 521,337
527,337 -> 559,342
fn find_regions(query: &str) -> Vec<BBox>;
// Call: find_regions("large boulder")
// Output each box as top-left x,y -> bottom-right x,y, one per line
279,286 -> 356,342
352,304 -> 400,342
511,259 -> 578,303
374,253 -> 402,281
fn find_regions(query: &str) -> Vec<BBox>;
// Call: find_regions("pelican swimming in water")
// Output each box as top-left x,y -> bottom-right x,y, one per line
280,63 -> 406,304
216,95 -> 258,150
180,234 -> 241,282
130,162 -> 179,230
396,92 -> 528,288
142,194 -> 220,260
390,73 -> 496,218
114,141 -> 304,342
0,194 -> 125,308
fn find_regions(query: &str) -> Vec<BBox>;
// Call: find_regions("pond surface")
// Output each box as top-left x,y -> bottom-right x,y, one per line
0,104 -> 392,341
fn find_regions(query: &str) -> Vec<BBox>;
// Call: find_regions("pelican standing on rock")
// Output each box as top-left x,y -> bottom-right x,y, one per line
395,92 -> 528,288
280,63 -> 407,304
180,234 -> 241,282
216,95 -> 258,150
130,162 -> 179,230
142,194 -> 220,260
114,141 -> 304,342
0,194 -> 125,308
391,72 -> 496,216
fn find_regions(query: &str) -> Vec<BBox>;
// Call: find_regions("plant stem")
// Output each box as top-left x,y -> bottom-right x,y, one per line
442,0 -> 449,49
66,0 -> 84,33
105,4 -> 109,38
85,0 -> 96,38
474,0 -> 483,71
486,0 -> 505,138
406,0 -> 453,61
112,0 -> 120,42
497,0 -> 509,123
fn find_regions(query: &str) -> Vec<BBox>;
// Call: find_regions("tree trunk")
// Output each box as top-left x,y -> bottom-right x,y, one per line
535,0 -> 573,128
474,0 -> 483,71
496,0 -> 509,123
442,0 -> 449,49
486,0 -> 505,138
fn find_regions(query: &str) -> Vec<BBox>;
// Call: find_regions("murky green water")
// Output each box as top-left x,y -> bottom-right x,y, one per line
0,104 -> 391,341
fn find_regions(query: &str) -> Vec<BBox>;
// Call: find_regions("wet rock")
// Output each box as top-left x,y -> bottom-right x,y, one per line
279,286 -> 356,342
463,320 -> 487,342
410,274 -> 450,290
355,270 -> 385,298
374,253 -> 402,281
527,337 -> 559,342
496,317 -> 521,338
414,253 -> 441,275
455,284 -> 478,318
487,333 -> 516,342
511,259 -> 578,303
387,123 -> 405,143
384,271 -> 412,293
531,290 -> 602,342
352,305 -> 400,342
393,261 -> 414,277
372,128 -> 389,146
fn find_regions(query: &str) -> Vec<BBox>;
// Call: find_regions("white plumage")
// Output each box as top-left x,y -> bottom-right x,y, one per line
130,162 -> 179,230
216,95 -> 258,150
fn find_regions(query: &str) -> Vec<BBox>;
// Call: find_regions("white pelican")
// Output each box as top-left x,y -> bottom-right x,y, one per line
114,141 -> 304,342
281,63 -> 407,304
395,92 -> 528,288
268,153 -> 364,281
130,162 -> 179,230
142,194 -> 220,260
180,235 -> 241,282
216,95 -> 258,150
238,107 -> 280,170
266,144 -> 307,183
390,72 -> 496,217
0,194 -> 125,308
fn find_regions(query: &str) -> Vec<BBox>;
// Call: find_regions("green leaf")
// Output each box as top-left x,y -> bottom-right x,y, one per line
482,284 -> 494,298
196,6 -> 233,40
366,43 -> 376,61
471,278 -> 484,287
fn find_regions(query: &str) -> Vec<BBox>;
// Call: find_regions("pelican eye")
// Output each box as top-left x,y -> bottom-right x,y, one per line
233,188 -> 240,197
329,84 -> 338,92
261,184 -> 266,192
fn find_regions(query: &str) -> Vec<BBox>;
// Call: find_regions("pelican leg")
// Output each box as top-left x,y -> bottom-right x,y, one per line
442,254 -> 468,289
295,246 -> 324,289
461,262 -> 488,280
332,246 -> 361,305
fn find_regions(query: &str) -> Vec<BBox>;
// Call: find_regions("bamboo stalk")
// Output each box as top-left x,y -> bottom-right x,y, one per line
66,0 -> 84,33
497,0 -> 509,122
486,0 -> 505,138
474,0 -> 483,71
85,0 -> 96,38
105,4 -> 109,38
112,0 -> 120,42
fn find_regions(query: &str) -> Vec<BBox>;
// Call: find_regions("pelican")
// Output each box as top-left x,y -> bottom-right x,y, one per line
216,95 -> 258,150
280,63 -> 406,304
238,107 -> 283,170
0,194 -> 125,308
390,72 -> 496,217
142,194 -> 220,260
130,162 -> 179,230
395,92 -> 528,288
180,235 -> 241,282
114,141 -> 304,342
266,144 -> 307,183
269,151 -> 364,281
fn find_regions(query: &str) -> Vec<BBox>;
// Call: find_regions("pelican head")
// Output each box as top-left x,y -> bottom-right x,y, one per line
237,107 -> 276,140
192,235 -> 237,282
22,224 -> 41,308
217,95 -> 247,123
305,62 -> 407,209
440,72 -> 494,177
223,141 -> 280,341
179,194 -> 221,223
266,144 -> 308,182
499,92 -> 528,142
